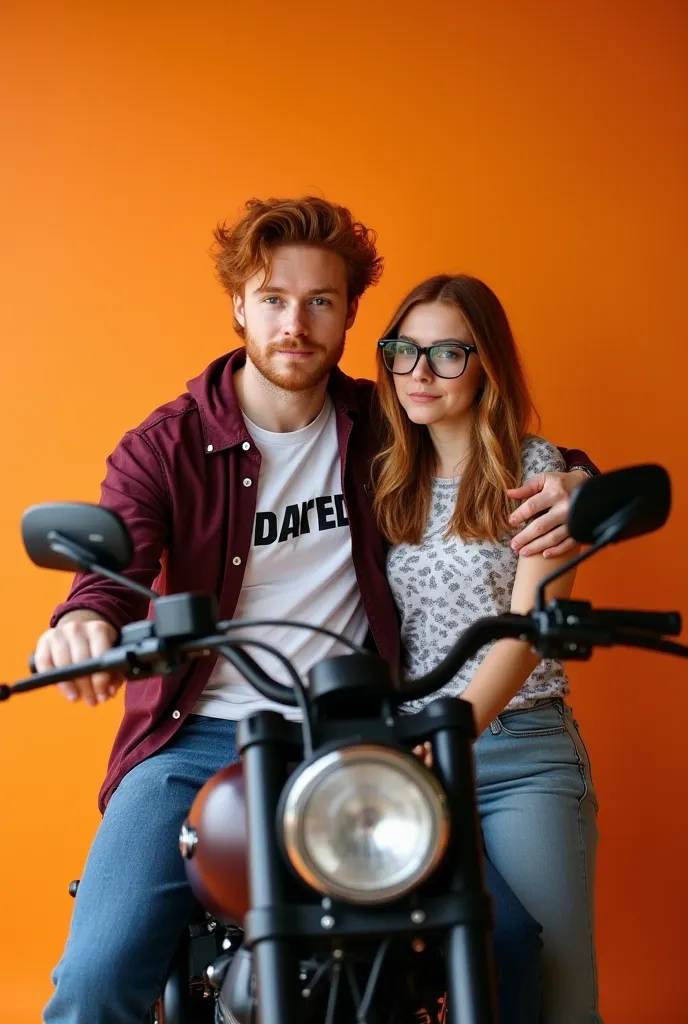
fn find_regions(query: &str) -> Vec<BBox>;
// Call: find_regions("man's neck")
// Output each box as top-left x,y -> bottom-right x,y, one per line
234,360 -> 330,432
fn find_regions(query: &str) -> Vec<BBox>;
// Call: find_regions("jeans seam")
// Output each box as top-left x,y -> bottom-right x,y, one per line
497,724 -> 565,741
496,725 -> 565,738
567,716 -> 600,1016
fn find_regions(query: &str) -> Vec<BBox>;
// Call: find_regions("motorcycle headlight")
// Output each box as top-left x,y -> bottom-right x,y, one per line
281,744 -> 450,904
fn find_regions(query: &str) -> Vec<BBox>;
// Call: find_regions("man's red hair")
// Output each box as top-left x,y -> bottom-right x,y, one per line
212,196 -> 383,338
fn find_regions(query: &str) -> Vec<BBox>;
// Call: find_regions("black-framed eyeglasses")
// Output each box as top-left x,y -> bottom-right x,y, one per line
377,338 -> 478,379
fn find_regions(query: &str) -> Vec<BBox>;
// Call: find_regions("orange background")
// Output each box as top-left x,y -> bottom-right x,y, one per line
1,2 -> 687,1021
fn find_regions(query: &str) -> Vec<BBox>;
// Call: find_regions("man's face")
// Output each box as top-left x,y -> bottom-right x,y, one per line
234,245 -> 358,391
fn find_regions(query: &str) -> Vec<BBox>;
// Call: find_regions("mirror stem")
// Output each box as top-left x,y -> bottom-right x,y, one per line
535,540 -> 607,613
48,535 -> 158,602
87,561 -> 157,601
534,499 -> 642,612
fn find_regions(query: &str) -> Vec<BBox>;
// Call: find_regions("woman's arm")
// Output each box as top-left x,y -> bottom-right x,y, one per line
459,548 -> 579,736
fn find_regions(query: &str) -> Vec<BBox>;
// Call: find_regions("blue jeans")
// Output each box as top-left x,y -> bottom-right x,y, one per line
44,714 -> 540,1024
476,698 -> 601,1024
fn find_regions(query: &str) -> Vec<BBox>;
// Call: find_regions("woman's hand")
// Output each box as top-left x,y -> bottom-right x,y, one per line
507,469 -> 589,558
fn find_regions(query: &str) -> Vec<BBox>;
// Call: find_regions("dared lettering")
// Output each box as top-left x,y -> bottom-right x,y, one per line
315,495 -> 337,530
254,511 -> 277,546
334,493 -> 349,527
278,504 -> 300,542
253,494 -> 347,546
300,498 -> 315,534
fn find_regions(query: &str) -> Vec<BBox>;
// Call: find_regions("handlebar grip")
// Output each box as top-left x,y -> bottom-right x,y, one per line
596,609 -> 682,636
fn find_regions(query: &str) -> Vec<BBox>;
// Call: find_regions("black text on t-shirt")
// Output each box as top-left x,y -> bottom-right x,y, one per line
254,493 -> 349,546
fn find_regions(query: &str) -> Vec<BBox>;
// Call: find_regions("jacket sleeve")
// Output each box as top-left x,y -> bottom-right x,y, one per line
557,446 -> 600,476
50,430 -> 171,631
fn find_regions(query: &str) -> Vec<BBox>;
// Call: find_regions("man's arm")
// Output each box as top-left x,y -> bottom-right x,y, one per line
50,431 -> 170,629
508,446 -> 599,559
558,446 -> 599,477
34,430 -> 170,706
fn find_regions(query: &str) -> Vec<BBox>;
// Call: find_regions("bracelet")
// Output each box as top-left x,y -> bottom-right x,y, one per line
568,464 -> 594,478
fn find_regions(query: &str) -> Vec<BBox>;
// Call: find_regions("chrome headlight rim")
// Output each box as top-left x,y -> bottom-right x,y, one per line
280,743 -> 450,905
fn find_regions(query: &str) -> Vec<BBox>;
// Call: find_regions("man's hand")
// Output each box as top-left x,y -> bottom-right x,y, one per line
507,469 -> 589,558
413,742 -> 433,768
34,610 -> 122,706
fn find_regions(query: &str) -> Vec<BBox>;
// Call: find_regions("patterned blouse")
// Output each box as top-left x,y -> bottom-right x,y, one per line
387,436 -> 570,712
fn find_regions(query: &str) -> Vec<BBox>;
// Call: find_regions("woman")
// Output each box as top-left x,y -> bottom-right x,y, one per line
373,275 -> 600,1023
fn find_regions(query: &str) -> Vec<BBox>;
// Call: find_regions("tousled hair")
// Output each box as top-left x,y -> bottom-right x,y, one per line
212,196 -> 383,337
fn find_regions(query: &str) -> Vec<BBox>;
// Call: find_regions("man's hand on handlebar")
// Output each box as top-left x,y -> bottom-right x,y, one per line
413,742 -> 433,769
508,469 -> 589,559
34,611 -> 122,706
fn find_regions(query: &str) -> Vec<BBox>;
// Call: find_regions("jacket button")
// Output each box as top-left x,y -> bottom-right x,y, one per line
206,444 -> 214,453
232,556 -> 242,566
172,710 -> 181,720
242,441 -> 251,451
242,478 -> 252,487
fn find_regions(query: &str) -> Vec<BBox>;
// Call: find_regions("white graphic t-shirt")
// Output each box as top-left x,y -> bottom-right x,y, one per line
193,396 -> 368,721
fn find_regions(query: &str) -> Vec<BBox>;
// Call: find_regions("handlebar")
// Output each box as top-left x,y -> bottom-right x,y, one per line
3,630 -> 302,705
400,614 -> 533,703
592,609 -> 682,635
3,601 -> 687,706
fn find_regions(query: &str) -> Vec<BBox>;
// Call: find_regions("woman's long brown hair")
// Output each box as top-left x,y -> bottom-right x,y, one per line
372,275 -> 537,545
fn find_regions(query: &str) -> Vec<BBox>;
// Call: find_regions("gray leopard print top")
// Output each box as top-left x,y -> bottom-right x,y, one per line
388,435 -> 570,712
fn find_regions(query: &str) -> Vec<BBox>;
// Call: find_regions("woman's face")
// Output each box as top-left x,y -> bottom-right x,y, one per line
391,302 -> 483,427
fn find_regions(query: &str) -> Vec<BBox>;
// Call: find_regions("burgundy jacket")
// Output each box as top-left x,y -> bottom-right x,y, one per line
51,348 -> 596,812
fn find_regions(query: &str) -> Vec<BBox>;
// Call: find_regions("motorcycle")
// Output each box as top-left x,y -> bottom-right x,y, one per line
3,464 -> 687,1024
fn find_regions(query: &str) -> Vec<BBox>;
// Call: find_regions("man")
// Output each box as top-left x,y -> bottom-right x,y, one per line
38,196 -> 596,1022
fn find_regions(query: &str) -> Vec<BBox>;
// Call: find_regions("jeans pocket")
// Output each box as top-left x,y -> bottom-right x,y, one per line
495,699 -> 566,738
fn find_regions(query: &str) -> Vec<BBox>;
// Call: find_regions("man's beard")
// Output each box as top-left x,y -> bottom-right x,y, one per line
245,332 -> 346,393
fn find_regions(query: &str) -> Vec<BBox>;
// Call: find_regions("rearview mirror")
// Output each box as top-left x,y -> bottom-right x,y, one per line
568,465 -> 671,546
21,502 -> 133,573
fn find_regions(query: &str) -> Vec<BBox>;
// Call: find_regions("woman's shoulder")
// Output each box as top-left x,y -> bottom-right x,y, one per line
519,434 -> 567,481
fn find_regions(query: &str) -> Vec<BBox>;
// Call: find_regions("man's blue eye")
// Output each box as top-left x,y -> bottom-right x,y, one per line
263,296 -> 282,304
311,297 -> 331,306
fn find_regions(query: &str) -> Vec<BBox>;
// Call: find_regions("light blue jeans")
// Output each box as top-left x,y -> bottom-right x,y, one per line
43,714 -> 541,1024
476,697 -> 601,1024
